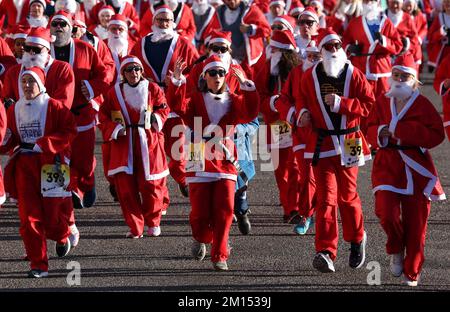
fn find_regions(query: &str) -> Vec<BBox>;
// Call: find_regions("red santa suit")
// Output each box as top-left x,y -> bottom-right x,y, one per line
0,0 -> 30,34
140,3 -> 197,42
99,57 -> 170,237
298,30 -> 375,260
426,12 -> 450,68
167,55 -> 260,264
433,52 -> 450,139
367,57 -> 446,282
90,0 -> 140,36
343,14 -> 403,97
80,0 -> 100,26
0,67 -> 77,273
412,9 -> 428,45
193,4 -> 216,54
0,99 -> 6,207
0,37 -> 18,82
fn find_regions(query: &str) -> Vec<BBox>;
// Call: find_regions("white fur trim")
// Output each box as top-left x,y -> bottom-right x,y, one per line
240,80 -> 256,91
77,121 -> 96,132
108,20 -> 128,29
318,34 -> 341,50
296,108 -> 309,127
270,39 -> 295,51
269,95 -> 279,112
392,65 -> 417,78
299,10 -> 319,24
13,33 -> 28,40
330,95 -> 341,113
33,144 -> 42,153
51,14 -> 72,27
269,1 -> 285,7
444,121 -> 450,127
83,80 -> 94,101
208,37 -> 231,47
111,124 -> 124,140
187,172 -> 237,182
377,124 -> 389,147
153,8 -> 174,22
26,36 -> 50,50
21,70 -> 46,92
203,61 -> 227,74
152,113 -> 163,132
292,144 -> 306,152
171,75 -> 186,86
286,106 -> 296,125
273,17 -> 294,33
120,57 -> 143,72
99,7 -> 115,17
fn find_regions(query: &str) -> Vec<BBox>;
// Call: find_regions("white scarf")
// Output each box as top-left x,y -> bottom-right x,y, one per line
17,93 -> 49,144
388,10 -> 403,27
123,80 -> 149,115
203,91 -> 230,125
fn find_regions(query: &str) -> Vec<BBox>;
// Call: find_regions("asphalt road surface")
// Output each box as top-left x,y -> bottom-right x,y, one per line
0,72 -> 449,293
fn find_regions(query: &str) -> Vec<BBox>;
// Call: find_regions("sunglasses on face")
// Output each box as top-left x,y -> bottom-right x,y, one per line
206,69 -> 226,77
391,71 -> 413,81
299,19 -> 316,27
271,24 -> 284,31
210,45 -> 228,53
51,21 -> 69,28
124,66 -> 142,73
24,45 -> 44,54
322,42 -> 342,52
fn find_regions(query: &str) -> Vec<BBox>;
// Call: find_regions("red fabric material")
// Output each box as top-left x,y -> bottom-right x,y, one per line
71,127 -> 96,193
0,37 -> 18,81
294,151 -> 316,218
426,14 -> 450,67
163,116 -> 186,186
90,1 -> 140,35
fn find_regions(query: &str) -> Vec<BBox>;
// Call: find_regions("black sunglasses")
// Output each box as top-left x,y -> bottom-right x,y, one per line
24,45 -> 44,54
210,45 -> 228,53
206,69 -> 226,77
323,42 -> 342,52
271,24 -> 284,31
51,21 -> 68,28
124,66 -> 142,73
299,19 -> 315,27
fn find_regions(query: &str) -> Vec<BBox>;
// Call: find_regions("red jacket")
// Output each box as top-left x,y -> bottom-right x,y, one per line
388,10 -> 422,64
0,37 -> 17,82
90,1 -> 140,36
0,99 -> 6,205
0,0 -> 29,33
426,13 -> 450,68
433,53 -> 450,140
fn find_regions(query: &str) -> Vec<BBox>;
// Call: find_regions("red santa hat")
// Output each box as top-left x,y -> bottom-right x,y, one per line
289,4 -> 305,16
207,30 -> 232,47
310,0 -> 323,10
30,0 -> 47,8
392,53 -> 417,78
108,14 -> 128,29
73,19 -> 87,29
25,27 -> 54,50
270,29 -> 297,51
298,6 -> 319,24
51,10 -> 73,29
305,40 -> 319,53
120,55 -> 144,74
317,27 -> 341,50
98,5 -> 115,18
272,15 -> 296,33
21,66 -> 46,93
202,55 -> 227,76
153,5 -> 174,23
12,25 -> 31,40
269,0 -> 286,7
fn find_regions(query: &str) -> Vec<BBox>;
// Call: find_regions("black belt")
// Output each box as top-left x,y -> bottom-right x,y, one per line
126,124 -> 145,129
383,143 -> 425,156
312,126 -> 360,166
70,103 -> 90,115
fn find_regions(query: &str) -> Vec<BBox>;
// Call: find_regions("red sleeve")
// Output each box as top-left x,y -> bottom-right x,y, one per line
434,53 -> 450,95
245,6 -> 271,39
373,19 -> 403,56
366,96 -> 384,149
2,65 -> 18,101
97,40 -> 116,85
0,98 -> 6,144
140,9 -> 153,37
337,69 -> 375,118
85,45 -> 111,98
225,87 -> 260,126
52,63 -> 75,110
178,6 -> 196,42
427,17 -> 444,45
150,82 -> 170,126
0,38 -> 17,81
98,87 -> 120,141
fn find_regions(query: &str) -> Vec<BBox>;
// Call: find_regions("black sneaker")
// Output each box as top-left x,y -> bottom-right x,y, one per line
56,239 -> 71,258
349,231 -> 367,269
236,213 -> 251,235
72,191 -> 84,209
313,251 -> 335,273
109,184 -> 119,202
179,183 -> 189,198
288,211 -> 302,224
83,187 -> 96,208
27,269 -> 48,278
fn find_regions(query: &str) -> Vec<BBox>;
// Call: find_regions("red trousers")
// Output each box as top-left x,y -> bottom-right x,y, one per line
312,156 -> 365,260
16,154 -> 71,272
294,151 -> 316,218
113,154 -> 167,236
189,179 -> 235,262
71,127 -> 96,193
272,147 -> 300,216
375,174 -> 431,281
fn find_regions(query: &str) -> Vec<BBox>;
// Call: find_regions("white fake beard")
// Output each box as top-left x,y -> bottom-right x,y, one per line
123,80 -> 149,112
385,78 -> 415,100
83,0 -> 97,12
302,59 -> 316,72
110,0 -> 125,8
362,2 -> 381,22
322,49 -> 347,78
108,32 -> 128,56
55,0 -> 77,14
270,51 -> 282,76
210,52 -> 232,71
151,25 -> 175,42
339,2 -> 357,16
28,16 -> 48,27
192,1 -> 209,15
164,0 -> 179,11
388,10 -> 402,27
22,51 -> 49,69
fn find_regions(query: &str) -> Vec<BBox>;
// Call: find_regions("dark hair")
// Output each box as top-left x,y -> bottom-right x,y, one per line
279,50 -> 301,81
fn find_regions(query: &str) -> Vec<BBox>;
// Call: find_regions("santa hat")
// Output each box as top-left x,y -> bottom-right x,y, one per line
269,0 -> 286,7
153,5 -> 174,22
108,14 -> 128,29
25,27 -> 54,50
404,0 -> 416,3
207,30 -> 232,47
392,53 -> 417,78
120,55 -> 144,74
310,0 -> 323,10
272,15 -> 296,33
298,6 -> 319,24
289,4 -> 304,16
73,19 -> 87,29
317,27 -> 341,50
202,55 -> 227,76
98,5 -> 115,18
30,0 -> 47,8
11,25 -> 31,40
51,10 -> 73,29
21,66 -> 46,93
305,40 -> 319,53
209,0 -> 223,5
270,29 -> 297,51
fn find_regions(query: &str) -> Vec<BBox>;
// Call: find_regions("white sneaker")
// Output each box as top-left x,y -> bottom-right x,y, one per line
69,224 -> 80,247
313,252 -> 335,273
148,226 -> 161,237
161,210 -> 167,216
390,252 -> 404,277
402,274 -> 418,287
125,232 -> 143,239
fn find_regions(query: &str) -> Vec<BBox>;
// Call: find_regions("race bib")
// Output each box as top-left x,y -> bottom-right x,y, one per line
343,137 -> 363,167
111,110 -> 125,127
271,120 -> 292,148
186,141 -> 205,172
41,164 -> 70,196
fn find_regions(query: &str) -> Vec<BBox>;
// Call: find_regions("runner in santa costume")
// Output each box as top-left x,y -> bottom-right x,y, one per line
255,29 -> 303,224
80,0 -> 100,25
0,98 -> 5,207
297,28 -> 374,273
295,7 -> 320,60
131,5 -> 199,203
168,55 -> 259,271
192,0 -> 217,53
88,4 -> 115,40
342,0 -> 403,98
50,11 -> 111,209
0,0 -> 30,34
366,54 -> 446,286
426,0 -> 450,69
0,67 -> 77,278
99,56 -> 170,238
326,0 -> 363,34
19,0 -> 49,28
0,37 -> 18,82
90,0 -> 140,37
203,0 -> 271,79
433,51 -> 450,139
403,0 -> 428,48
140,0 -> 197,42
265,0 -> 287,25
273,43 -> 322,234
2,27 -> 75,112
6,25 -> 31,64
